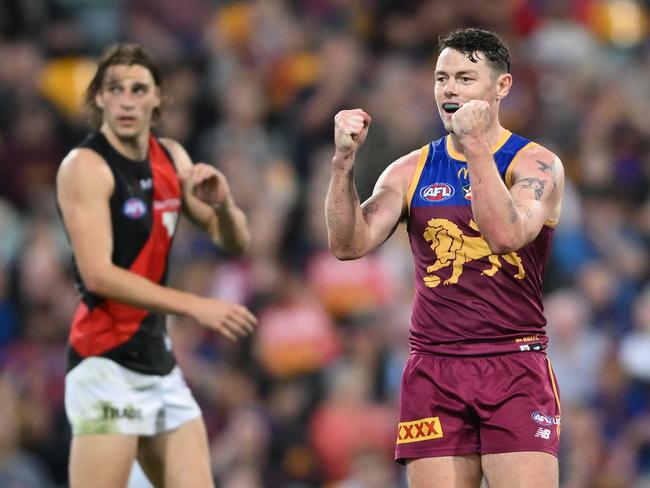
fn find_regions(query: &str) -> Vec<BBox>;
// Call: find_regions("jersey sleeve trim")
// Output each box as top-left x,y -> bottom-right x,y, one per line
153,136 -> 179,173
407,145 -> 430,214
446,130 -> 512,161
504,141 -> 537,188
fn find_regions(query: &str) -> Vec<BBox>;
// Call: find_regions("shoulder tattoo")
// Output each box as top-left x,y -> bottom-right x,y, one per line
536,159 -> 558,197
516,177 -> 546,201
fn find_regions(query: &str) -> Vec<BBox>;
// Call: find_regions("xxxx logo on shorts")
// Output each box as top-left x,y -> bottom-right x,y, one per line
396,417 -> 444,444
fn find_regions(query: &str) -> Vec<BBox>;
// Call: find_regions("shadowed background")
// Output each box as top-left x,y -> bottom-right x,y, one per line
0,1 -> 649,487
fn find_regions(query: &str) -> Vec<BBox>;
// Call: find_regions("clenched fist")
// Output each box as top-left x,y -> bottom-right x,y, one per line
451,100 -> 491,140
334,109 -> 371,155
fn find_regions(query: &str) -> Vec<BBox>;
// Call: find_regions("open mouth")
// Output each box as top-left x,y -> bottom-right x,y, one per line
442,103 -> 460,114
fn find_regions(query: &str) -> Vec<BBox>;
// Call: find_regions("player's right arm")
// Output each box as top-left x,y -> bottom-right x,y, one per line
56,149 -> 256,341
325,109 -> 414,260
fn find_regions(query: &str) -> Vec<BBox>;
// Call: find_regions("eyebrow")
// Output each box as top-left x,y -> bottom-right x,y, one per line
104,79 -> 150,90
435,69 -> 479,76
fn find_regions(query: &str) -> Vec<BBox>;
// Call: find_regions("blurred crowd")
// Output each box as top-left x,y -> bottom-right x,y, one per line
0,0 -> 649,487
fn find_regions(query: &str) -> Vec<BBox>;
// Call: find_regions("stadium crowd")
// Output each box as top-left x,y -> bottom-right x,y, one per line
0,0 -> 649,486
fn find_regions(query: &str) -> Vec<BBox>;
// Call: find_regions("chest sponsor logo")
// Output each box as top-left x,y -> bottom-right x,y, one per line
423,218 -> 525,287
397,416 -> 443,444
420,183 -> 454,202
123,198 -> 147,219
153,198 -> 181,211
462,184 -> 472,200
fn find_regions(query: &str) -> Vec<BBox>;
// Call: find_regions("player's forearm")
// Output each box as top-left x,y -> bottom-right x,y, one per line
325,155 -> 369,260
465,142 -> 525,253
186,197 -> 250,254
211,198 -> 250,254
81,263 -> 198,317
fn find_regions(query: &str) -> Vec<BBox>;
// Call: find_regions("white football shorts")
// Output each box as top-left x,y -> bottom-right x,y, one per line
65,357 -> 201,436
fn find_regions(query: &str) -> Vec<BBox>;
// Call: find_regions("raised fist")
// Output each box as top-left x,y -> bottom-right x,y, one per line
334,109 -> 371,154
451,100 -> 491,140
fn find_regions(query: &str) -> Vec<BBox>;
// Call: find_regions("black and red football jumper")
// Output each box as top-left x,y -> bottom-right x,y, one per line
65,131 -> 181,375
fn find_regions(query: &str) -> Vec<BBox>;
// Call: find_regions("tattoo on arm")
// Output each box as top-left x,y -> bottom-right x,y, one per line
516,177 -> 546,201
536,159 -> 557,197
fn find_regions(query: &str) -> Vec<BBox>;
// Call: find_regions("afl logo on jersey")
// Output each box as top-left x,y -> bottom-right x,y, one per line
420,183 -> 454,202
123,198 -> 147,219
531,411 -> 559,427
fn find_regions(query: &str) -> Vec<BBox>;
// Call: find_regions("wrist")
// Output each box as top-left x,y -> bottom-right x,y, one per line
180,292 -> 201,318
458,135 -> 490,155
332,151 -> 355,171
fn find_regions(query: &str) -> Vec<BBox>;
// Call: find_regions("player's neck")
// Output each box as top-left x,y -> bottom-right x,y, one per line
449,125 -> 509,156
101,126 -> 149,161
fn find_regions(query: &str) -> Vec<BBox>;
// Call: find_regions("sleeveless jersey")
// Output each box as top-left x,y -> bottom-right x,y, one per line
65,131 -> 181,374
406,131 -> 554,356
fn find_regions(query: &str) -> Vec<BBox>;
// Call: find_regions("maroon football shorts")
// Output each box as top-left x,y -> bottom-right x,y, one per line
395,351 -> 561,462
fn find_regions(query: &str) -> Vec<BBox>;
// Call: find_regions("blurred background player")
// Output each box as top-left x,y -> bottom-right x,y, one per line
326,28 -> 564,488
56,43 -> 257,488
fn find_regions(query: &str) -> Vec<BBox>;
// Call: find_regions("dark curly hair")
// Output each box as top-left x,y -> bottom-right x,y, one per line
438,28 -> 511,74
84,43 -> 164,128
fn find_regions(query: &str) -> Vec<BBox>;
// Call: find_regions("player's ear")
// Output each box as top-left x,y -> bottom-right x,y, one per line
495,73 -> 512,101
154,87 -> 161,108
95,93 -> 105,109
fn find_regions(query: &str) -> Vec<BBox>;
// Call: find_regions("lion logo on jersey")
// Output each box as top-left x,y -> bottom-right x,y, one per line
423,219 -> 525,287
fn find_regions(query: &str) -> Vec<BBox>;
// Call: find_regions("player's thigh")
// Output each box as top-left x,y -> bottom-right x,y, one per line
406,455 -> 483,488
138,417 -> 214,488
65,357 -> 161,437
481,451 -> 558,488
69,434 -> 138,488
397,355 -> 481,463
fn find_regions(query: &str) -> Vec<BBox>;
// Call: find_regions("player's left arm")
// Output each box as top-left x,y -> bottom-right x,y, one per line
505,144 -> 564,250
160,138 -> 250,254
463,140 -> 564,254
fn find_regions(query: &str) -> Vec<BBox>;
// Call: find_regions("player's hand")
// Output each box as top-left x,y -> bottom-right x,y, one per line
179,163 -> 231,209
190,296 -> 257,341
334,109 -> 371,155
451,100 -> 491,141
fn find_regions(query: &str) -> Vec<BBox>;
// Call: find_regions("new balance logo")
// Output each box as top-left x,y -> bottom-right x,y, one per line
534,428 -> 551,440
397,417 -> 443,444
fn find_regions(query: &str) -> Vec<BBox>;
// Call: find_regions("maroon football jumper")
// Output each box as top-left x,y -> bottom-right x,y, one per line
395,132 -> 561,462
